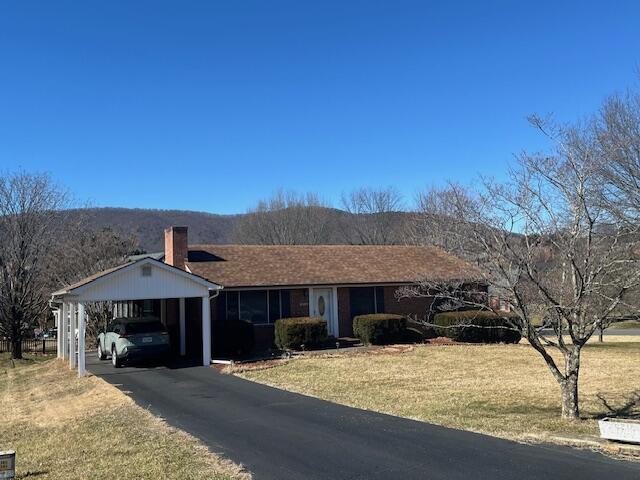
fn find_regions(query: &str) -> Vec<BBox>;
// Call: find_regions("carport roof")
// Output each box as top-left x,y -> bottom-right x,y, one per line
52,257 -> 221,299
54,262 -> 134,294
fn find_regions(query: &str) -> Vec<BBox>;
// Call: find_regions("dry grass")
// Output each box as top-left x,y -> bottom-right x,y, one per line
239,337 -> 640,442
0,353 -> 250,480
610,320 -> 640,329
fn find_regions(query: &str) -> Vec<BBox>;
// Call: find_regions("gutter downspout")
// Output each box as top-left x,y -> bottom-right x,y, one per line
209,287 -> 222,300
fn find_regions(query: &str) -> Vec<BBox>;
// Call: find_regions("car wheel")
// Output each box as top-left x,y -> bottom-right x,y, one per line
97,343 -> 106,360
111,347 -> 122,368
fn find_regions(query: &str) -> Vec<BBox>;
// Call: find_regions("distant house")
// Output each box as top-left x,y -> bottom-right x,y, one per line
52,226 -> 483,369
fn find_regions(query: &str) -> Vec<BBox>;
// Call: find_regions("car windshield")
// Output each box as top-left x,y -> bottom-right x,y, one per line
124,321 -> 166,335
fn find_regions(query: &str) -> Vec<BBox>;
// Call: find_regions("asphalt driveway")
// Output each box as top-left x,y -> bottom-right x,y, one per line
87,354 -> 640,480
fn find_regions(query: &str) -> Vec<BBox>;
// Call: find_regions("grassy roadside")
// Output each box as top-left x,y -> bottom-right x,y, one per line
0,353 -> 250,480
610,320 -> 640,329
238,337 -> 640,443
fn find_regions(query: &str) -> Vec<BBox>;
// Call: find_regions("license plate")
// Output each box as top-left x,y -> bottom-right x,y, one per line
142,337 -> 153,343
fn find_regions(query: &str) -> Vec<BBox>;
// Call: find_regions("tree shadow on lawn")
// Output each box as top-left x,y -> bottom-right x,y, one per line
19,470 -> 49,478
464,399 -> 637,423
593,391 -> 640,420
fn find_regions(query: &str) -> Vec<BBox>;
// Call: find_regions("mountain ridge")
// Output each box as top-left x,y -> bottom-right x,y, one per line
67,206 -> 415,251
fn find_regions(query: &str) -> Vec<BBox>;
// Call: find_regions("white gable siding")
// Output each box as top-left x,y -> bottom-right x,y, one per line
75,263 -> 210,301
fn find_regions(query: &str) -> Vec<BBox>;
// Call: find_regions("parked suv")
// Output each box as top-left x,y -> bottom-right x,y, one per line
97,318 -> 170,367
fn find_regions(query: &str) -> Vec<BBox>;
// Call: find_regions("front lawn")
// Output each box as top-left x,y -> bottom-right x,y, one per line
238,337 -> 640,442
610,320 -> 640,329
0,353 -> 250,480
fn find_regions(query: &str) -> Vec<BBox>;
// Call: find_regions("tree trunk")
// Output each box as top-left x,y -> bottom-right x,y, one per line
560,377 -> 579,418
11,339 -> 23,360
560,354 -> 580,419
599,325 -> 604,343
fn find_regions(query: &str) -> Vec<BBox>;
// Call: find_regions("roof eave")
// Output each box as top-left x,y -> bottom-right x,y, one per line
52,257 -> 222,299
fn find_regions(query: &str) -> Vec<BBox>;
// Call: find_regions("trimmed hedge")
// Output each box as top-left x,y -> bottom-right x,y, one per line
214,319 -> 255,356
433,310 -> 521,344
275,317 -> 328,350
407,318 -> 437,340
353,313 -> 407,345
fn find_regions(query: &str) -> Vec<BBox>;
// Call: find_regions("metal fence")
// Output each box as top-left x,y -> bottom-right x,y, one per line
0,338 -> 57,354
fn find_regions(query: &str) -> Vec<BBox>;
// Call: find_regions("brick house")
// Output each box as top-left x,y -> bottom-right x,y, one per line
163,226 -> 483,353
51,225 -> 484,372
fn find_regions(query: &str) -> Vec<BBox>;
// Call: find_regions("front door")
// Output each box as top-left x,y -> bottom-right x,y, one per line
312,288 -> 336,337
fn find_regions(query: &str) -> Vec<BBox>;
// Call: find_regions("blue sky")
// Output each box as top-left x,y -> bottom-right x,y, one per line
1,1 -> 638,214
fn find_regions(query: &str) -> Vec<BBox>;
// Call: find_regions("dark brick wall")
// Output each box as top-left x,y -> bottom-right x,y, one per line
289,288 -> 310,317
337,287 -> 352,336
382,286 -> 435,320
336,285 -> 435,337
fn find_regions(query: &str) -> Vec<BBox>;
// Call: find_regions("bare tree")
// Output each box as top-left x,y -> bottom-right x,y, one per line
407,116 -> 640,420
0,172 -> 70,359
595,90 -> 640,224
233,190 -> 332,244
410,186 -> 480,258
53,226 -> 139,338
52,226 -> 138,287
340,187 -> 405,244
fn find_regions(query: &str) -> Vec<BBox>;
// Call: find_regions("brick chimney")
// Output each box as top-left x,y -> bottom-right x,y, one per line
164,226 -> 188,270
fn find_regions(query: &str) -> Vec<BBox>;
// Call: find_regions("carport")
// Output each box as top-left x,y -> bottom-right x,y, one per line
51,257 -> 222,376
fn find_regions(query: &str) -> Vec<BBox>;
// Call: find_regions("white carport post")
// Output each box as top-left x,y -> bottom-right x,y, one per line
54,309 -> 61,358
202,295 -> 211,366
179,297 -> 186,356
61,302 -> 68,360
77,303 -> 86,377
68,302 -> 77,368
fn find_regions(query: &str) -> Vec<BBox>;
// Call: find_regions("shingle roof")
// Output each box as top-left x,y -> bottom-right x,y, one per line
185,245 -> 482,288
128,252 -> 165,262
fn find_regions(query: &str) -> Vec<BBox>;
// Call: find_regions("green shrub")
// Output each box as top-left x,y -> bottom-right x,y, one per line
214,319 -> 255,356
402,326 -> 427,344
433,310 -> 521,344
407,318 -> 437,340
353,313 -> 407,345
274,317 -> 328,350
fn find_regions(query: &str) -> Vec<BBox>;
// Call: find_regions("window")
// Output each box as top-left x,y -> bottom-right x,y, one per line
224,290 -> 290,324
349,287 -> 376,317
216,292 -> 227,322
226,291 -> 239,321
280,290 -> 291,318
124,321 -> 166,334
240,290 -> 268,324
269,290 -> 281,322
375,286 -> 385,313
